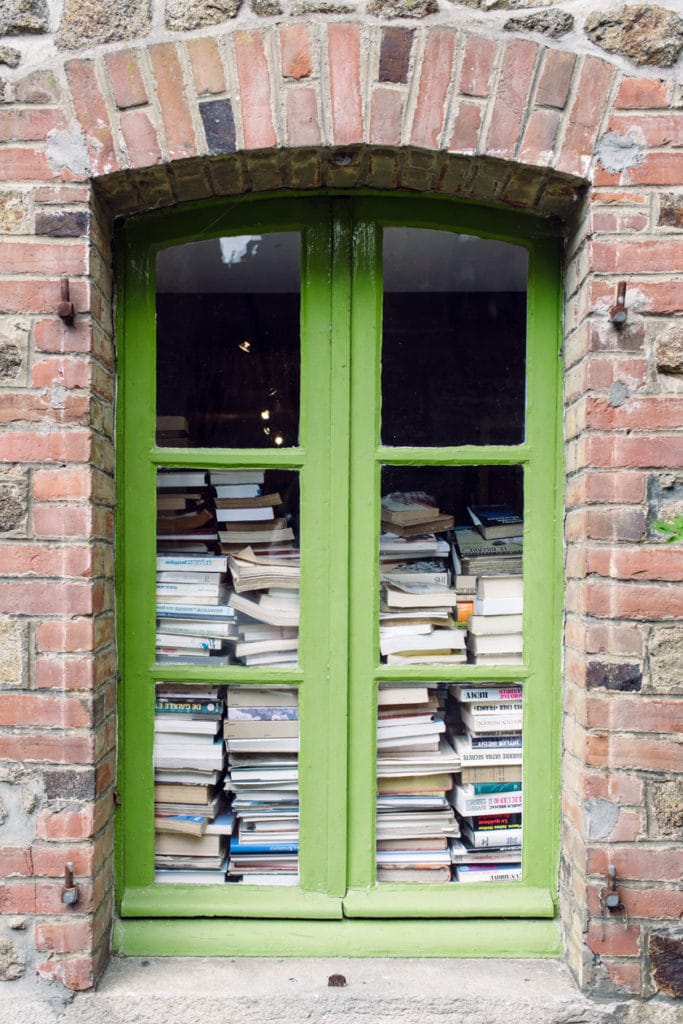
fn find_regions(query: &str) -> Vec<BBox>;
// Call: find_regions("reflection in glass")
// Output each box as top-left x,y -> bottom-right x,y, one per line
375,682 -> 523,884
381,228 -> 528,447
155,468 -> 300,667
156,233 -> 301,448
379,465 -> 523,667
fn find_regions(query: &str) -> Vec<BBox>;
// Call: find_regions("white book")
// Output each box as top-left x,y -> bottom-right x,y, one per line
380,629 -> 466,655
468,613 -> 523,636
156,618 -> 237,639
157,470 -> 207,489
156,571 -> 225,584
155,633 -> 224,651
476,576 -> 523,601
473,598 -> 524,616
466,633 -> 523,655
455,864 -> 522,883
210,471 -> 265,486
156,556 -> 228,571
215,507 -> 275,522
471,652 -> 524,665
154,718 -> 220,735
451,787 -> 523,817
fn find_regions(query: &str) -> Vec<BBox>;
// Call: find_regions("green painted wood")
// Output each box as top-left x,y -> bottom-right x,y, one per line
117,192 -> 563,941
122,886 -> 342,919
114,916 -> 563,958
342,885 -> 554,918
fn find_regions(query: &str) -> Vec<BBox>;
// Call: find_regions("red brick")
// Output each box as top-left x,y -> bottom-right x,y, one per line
120,108 -> 163,168
149,44 -> 198,161
1,278 -> 86,319
619,887 -> 683,920
557,57 -> 615,178
627,152 -> 683,187
585,434 -> 683,470
35,919 -> 93,954
0,883 -> 37,914
33,468 -> 92,501
607,112 -> 683,148
36,808 -> 95,841
37,956 -> 94,992
370,87 -> 404,147
33,505 -> 95,539
0,847 -> 33,876
615,77 -> 671,109
32,356 -> 91,389
32,844 -> 93,877
519,108 -> 561,166
588,695 -> 681,736
586,732 -> 682,773
583,620 -> 645,658
586,546 -> 683,583
280,24 -> 312,80
448,101 -> 482,154
579,768 -> 644,806
0,147 -> 55,181
411,28 -> 457,150
587,921 -> 641,958
34,318 -> 93,354
1,734 -> 94,765
589,845 -> 683,884
0,580 -> 95,616
535,49 -> 575,109
65,60 -> 118,176
0,544 -> 92,578
568,470 -> 647,505
485,38 -> 539,160
591,239 -> 683,275
458,35 -> 497,98
0,429 -> 91,463
188,37 -> 226,96
37,619 -> 94,653
585,579 -> 683,619
233,31 -> 277,150
0,108 -> 66,143
35,657 -> 96,691
0,392 -> 88,426
566,506 -> 646,543
34,186 -> 91,203
286,88 -> 320,147
328,24 -> 363,146
105,49 -> 148,109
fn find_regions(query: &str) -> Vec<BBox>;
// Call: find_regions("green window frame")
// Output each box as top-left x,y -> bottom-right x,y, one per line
114,194 -> 564,958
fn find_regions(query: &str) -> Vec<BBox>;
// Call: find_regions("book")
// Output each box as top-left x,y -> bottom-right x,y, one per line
223,720 -> 299,739
460,709 -> 523,733
460,823 -> 522,849
377,867 -> 451,883
455,863 -> 522,882
380,630 -> 466,656
382,560 -> 450,587
452,734 -> 523,766
473,598 -> 524,616
476,576 -> 524,601
457,764 -> 523,784
381,514 -> 455,538
466,633 -> 523,656
229,592 -> 299,627
467,613 -> 523,636
154,814 -> 207,836
469,652 -> 524,665
156,602 -> 236,620
157,470 -> 207,489
156,555 -> 228,571
219,526 -> 294,546
381,583 -> 457,610
227,688 -> 298,707
451,529 -> 523,575
215,492 -> 282,509
467,504 -> 523,540
216,506 -> 275,523
381,493 -> 441,526
450,684 -> 523,703
451,786 -> 523,816
154,866 -> 227,884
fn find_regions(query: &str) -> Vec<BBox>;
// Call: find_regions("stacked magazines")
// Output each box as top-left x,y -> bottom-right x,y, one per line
224,688 -> 300,885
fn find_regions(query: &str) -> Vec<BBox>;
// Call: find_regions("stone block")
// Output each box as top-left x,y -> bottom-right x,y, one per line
199,100 -> 236,156
646,625 -> 683,694
57,0 -> 151,50
0,191 -> 30,235
586,662 -> 642,692
0,937 -> 25,981
166,0 -> 241,30
649,926 -> 683,997
658,193 -> 683,229
0,0 -> 48,35
0,473 -> 28,536
15,70 -> 60,104
504,11 -> 574,37
0,619 -> 28,689
649,780 -> 683,838
585,5 -> 683,68
367,0 -> 437,18
0,46 -> 21,68
654,323 -> 683,374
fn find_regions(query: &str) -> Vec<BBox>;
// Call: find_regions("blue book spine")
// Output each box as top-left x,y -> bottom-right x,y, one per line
229,842 -> 299,854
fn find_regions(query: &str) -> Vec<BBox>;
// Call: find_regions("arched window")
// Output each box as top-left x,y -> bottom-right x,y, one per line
116,194 -> 562,955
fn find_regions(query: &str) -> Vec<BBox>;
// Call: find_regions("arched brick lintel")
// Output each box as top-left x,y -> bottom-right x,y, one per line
61,22 -> 615,220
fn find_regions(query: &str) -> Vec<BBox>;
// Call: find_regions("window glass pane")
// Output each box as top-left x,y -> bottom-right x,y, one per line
379,465 -> 523,667
381,229 -> 527,447
376,682 -> 523,884
154,684 -> 299,886
156,233 -> 301,448
156,468 -> 300,667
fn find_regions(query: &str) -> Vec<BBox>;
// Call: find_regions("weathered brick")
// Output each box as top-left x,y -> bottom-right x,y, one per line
535,49 -> 575,109
188,37 -> 226,95
286,88 -> 319,148
519,108 -> 560,165
120,109 -> 163,167
411,28 -> 457,150
328,24 -> 362,147
149,44 -> 197,161
448,101 -> 482,155
379,27 -> 413,85
615,77 -> 671,110
557,57 -> 614,178
458,34 -> 497,98
370,87 -> 403,147
280,23 -> 312,81
65,60 -> 118,176
105,49 -> 148,109
233,31 -> 277,150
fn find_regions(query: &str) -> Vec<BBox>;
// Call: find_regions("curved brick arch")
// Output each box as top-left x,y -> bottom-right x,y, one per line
56,23 -> 616,217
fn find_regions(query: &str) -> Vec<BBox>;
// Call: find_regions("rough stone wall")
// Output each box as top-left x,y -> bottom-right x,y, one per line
0,0 -> 681,1003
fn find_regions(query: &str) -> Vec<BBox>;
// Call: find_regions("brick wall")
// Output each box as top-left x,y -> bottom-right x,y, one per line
0,11 -> 681,999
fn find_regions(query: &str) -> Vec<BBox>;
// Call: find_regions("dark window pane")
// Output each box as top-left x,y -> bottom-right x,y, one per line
156,233 -> 301,448
381,229 -> 527,447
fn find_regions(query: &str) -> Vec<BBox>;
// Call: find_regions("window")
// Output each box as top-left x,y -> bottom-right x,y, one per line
115,195 -> 563,955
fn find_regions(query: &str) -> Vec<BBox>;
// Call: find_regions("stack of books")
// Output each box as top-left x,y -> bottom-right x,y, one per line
447,683 -> 523,882
224,687 -> 300,885
379,582 -> 464,666
215,470 -> 295,553
381,492 -> 455,539
155,551 -> 236,664
156,469 -> 217,550
153,685 -> 234,884
211,471 -> 300,668
156,414 -> 190,447
376,685 -> 461,883
467,576 -> 523,665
